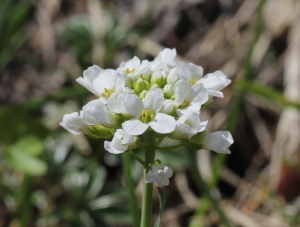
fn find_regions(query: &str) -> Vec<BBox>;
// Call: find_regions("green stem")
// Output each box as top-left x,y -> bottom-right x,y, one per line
155,141 -> 189,151
129,150 -> 145,166
140,132 -> 156,227
122,152 -> 140,227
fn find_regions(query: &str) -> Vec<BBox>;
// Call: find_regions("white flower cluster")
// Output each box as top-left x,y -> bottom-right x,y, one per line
60,48 -> 234,187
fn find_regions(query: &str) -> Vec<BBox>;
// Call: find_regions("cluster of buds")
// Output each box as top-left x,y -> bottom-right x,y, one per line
60,48 -> 234,187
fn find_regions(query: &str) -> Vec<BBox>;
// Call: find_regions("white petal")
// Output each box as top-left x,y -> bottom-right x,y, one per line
60,112 -> 86,134
143,88 -> 164,112
160,100 -> 174,114
82,100 -> 102,125
203,131 -> 233,154
145,164 -> 173,187
149,113 -> 175,134
207,90 -> 224,98
199,71 -> 231,91
76,65 -> 102,94
124,94 -> 144,118
104,141 -> 127,154
122,119 -> 149,135
90,101 -> 116,127
170,123 -> 196,139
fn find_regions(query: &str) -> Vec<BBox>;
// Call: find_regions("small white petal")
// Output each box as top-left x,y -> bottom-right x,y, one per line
207,90 -> 224,98
122,119 -> 149,135
146,164 -> 173,187
143,88 -> 164,112
76,65 -> 102,94
82,100 -> 102,125
90,101 -> 116,127
149,113 -> 175,134
124,94 -> 144,118
60,112 -> 86,134
104,141 -> 127,154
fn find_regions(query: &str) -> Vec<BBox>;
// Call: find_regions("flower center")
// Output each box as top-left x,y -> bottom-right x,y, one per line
140,109 -> 155,123
102,88 -> 115,98
180,99 -> 190,108
125,68 -> 135,74
189,78 -> 198,85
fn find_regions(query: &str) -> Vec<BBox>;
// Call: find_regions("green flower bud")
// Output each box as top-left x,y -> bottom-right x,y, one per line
150,71 -> 166,88
133,78 -> 150,95
163,84 -> 173,99
86,124 -> 115,139
150,83 -> 160,89
139,90 -> 147,99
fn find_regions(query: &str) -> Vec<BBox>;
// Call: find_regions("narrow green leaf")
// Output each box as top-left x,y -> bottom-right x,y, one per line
237,80 -> 300,110
154,187 -> 166,227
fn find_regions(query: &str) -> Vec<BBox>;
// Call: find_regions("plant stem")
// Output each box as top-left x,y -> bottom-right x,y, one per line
129,150 -> 145,166
140,132 -> 156,227
122,152 -> 140,227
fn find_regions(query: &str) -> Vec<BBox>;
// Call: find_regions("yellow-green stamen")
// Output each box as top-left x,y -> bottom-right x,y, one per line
125,68 -> 135,74
140,109 -> 156,123
189,78 -> 198,85
180,99 -> 190,108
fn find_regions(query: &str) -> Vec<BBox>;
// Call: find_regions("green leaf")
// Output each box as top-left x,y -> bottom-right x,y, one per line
154,187 -> 166,227
8,148 -> 47,176
6,135 -> 47,176
12,135 -> 44,156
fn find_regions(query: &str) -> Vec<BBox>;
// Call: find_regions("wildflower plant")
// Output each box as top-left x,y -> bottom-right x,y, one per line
60,48 -> 234,227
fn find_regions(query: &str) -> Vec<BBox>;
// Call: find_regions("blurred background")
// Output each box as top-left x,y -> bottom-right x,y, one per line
1,0 -> 300,226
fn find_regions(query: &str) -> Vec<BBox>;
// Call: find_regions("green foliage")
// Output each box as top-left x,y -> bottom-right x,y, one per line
0,0 -> 33,71
6,136 -> 47,176
57,15 -> 94,66
0,106 -> 48,145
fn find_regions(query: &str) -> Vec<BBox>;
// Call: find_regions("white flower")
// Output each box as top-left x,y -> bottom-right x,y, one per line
104,129 -> 136,154
176,62 -> 203,85
202,131 -> 233,154
151,48 -> 177,71
93,69 -> 126,103
76,65 -> 102,94
107,87 -> 133,114
146,164 -> 173,187
122,88 -> 176,135
81,100 -> 102,125
82,99 -> 117,128
170,112 -> 207,139
174,80 -> 208,116
118,57 -> 152,82
60,112 -> 87,134
197,71 -> 231,98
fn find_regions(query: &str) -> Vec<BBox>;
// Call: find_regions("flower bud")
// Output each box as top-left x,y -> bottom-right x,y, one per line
139,90 -> 147,99
133,78 -> 150,95
150,71 -> 166,88
163,84 -> 173,99
87,124 -> 115,139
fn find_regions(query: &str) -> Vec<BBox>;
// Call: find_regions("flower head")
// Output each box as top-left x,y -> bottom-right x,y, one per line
146,163 -> 173,187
